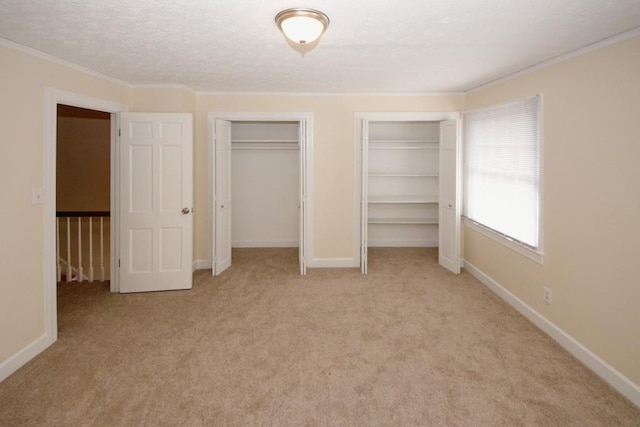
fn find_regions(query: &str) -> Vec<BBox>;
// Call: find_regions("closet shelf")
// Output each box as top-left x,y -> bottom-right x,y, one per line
232,139 -> 298,143
232,140 -> 299,150
369,141 -> 439,150
369,139 -> 439,144
369,217 -> 439,225
369,146 -> 438,151
368,195 -> 438,204
368,173 -> 439,178
232,146 -> 298,151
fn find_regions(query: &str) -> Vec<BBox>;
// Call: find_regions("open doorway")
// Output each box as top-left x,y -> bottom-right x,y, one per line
44,89 -> 127,345
56,105 -> 111,284
355,112 -> 461,275
209,113 -> 312,276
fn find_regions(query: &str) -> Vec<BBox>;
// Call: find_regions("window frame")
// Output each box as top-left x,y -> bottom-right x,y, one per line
462,95 -> 544,264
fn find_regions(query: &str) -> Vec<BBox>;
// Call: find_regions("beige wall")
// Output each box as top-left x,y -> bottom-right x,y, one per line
0,44 -> 131,364
131,86 -> 196,114
56,117 -> 111,211
464,36 -> 640,385
195,94 -> 463,262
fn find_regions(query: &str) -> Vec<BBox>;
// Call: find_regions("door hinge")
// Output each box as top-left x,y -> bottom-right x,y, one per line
118,128 -> 121,137
118,259 -> 121,267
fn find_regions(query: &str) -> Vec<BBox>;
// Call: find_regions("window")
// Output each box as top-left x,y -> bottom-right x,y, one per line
463,95 -> 542,255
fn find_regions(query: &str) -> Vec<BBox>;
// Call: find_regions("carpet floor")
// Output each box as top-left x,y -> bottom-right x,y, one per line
0,248 -> 638,426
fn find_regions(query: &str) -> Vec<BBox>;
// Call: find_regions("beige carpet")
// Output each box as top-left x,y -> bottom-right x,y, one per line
1,248 -> 638,426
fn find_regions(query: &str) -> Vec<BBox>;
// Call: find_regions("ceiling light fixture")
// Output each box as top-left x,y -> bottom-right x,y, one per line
275,8 -> 330,47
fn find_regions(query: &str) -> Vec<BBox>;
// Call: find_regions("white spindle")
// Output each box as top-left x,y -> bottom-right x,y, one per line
100,217 -> 105,282
56,218 -> 61,282
77,217 -> 83,282
66,217 -> 71,282
55,214 -> 110,283
88,217 -> 94,282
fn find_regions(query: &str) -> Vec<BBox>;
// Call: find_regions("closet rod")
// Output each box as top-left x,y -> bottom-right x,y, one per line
231,147 -> 299,151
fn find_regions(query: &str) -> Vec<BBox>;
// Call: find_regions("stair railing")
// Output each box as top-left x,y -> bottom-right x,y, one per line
56,211 -> 110,282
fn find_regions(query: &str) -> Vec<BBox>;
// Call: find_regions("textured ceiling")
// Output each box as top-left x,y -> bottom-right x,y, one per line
1,0 -> 639,93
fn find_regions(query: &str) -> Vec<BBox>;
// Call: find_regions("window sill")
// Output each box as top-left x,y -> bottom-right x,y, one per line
463,217 -> 544,264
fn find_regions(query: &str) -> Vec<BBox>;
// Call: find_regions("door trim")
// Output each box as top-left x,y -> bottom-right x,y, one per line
44,88 -> 127,344
207,112 -> 314,273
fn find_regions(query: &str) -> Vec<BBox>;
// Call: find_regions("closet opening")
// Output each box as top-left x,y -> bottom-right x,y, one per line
231,121 -> 300,248
357,113 -> 461,275
211,114 -> 311,276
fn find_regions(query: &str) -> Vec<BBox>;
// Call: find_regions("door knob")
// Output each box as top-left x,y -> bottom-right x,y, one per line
182,207 -> 191,214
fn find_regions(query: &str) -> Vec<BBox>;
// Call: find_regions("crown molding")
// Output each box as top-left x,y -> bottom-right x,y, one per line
196,91 -> 464,97
0,37 -> 132,88
467,26 -> 640,94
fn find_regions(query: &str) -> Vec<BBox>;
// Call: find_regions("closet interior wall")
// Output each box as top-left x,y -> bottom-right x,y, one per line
230,121 -> 300,248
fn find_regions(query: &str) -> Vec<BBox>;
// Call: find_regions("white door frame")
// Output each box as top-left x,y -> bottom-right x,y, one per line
44,88 -> 127,344
207,112 -> 314,273
353,111 -> 460,269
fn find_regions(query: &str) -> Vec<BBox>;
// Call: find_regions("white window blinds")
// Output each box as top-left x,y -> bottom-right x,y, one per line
463,96 -> 541,248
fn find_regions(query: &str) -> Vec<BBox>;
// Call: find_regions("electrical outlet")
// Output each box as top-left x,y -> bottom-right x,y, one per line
32,188 -> 43,205
543,286 -> 552,305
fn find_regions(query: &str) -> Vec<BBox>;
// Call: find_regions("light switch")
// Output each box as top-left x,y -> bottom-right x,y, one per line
32,188 -> 43,205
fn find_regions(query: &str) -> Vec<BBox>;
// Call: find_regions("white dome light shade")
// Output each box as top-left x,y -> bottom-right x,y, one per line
276,9 -> 330,46
281,16 -> 324,45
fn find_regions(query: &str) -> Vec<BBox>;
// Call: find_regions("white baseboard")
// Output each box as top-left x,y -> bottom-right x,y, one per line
463,260 -> 640,408
306,258 -> 359,268
193,259 -> 212,271
0,333 -> 52,382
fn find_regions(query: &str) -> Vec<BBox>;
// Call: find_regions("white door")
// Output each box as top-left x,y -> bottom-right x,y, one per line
438,119 -> 461,273
360,119 -> 369,274
214,119 -> 232,275
119,113 -> 193,293
299,120 -> 307,275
